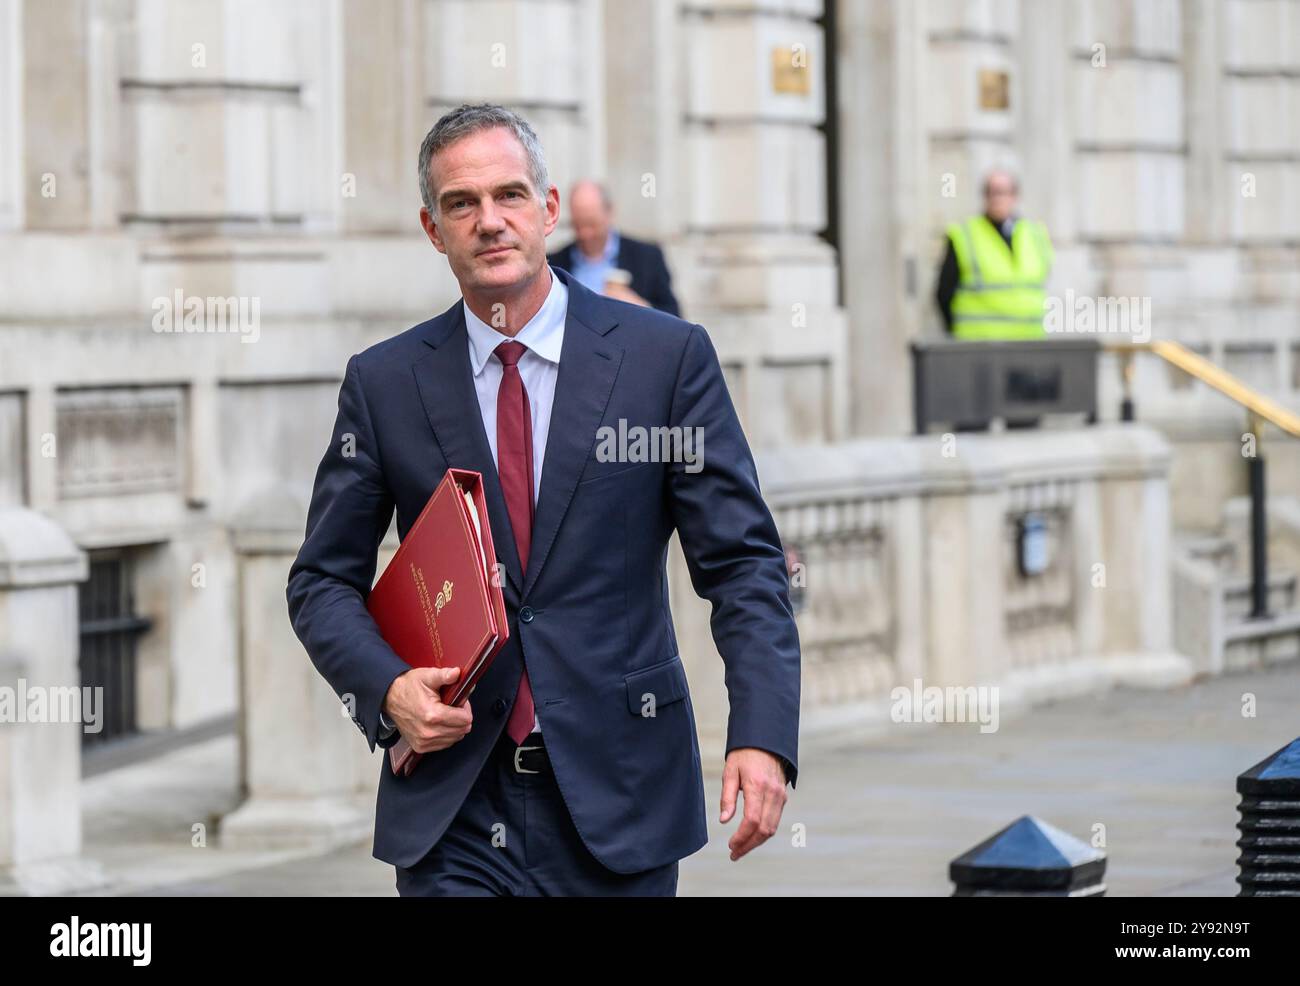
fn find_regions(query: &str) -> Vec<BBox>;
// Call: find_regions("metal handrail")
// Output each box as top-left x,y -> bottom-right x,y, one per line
1105,340 -> 1300,439
1104,339 -> 1300,620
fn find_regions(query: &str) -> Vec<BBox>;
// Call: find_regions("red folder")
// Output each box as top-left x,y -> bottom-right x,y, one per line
367,468 -> 509,776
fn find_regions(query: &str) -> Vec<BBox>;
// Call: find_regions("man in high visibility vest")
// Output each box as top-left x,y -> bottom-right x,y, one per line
935,169 -> 1053,340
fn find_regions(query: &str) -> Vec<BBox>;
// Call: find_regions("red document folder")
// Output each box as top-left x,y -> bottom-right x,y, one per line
367,468 -> 509,776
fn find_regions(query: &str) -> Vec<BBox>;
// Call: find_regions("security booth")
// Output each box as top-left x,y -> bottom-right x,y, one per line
910,339 -> 1099,434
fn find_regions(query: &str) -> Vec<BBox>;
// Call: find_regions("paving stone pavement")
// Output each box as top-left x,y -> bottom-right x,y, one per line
67,662 -> 1299,896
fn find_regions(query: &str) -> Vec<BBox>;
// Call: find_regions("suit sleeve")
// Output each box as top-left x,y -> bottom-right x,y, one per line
666,324 -> 800,787
648,245 -> 682,318
286,354 -> 412,753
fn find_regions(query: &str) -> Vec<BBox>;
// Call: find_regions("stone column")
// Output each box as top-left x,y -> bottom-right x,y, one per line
20,0 -> 89,229
835,0 -> 928,436
1019,0 -> 1078,246
919,456 -> 1007,689
1182,0 -> 1226,246
0,0 -> 23,232
339,0 -> 424,236
0,507 -> 103,895
1098,429 -> 1177,666
602,0 -> 681,243
219,489 -> 378,851
616,0 -> 847,447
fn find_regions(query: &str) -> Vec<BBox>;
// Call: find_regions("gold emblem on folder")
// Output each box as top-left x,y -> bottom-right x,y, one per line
435,579 -> 454,615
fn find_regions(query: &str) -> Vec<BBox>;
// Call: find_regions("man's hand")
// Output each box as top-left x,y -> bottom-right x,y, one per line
603,282 -> 650,307
719,747 -> 788,861
382,666 -> 473,753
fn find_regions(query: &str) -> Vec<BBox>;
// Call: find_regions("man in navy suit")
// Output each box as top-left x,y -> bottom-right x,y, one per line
546,180 -> 681,316
287,103 -> 799,896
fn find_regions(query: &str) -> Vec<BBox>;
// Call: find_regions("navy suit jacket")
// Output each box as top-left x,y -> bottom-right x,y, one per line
286,264 -> 800,873
547,233 -> 681,317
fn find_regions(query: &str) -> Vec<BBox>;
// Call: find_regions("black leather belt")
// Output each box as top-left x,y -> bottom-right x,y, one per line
501,731 -> 551,775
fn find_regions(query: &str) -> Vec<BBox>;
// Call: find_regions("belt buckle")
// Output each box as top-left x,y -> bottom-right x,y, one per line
512,744 -> 543,774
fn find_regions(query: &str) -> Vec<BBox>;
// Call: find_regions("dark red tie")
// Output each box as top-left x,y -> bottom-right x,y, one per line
495,341 -> 536,745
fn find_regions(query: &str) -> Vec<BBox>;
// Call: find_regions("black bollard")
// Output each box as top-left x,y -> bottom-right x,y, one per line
1236,737 -> 1300,897
950,815 -> 1106,896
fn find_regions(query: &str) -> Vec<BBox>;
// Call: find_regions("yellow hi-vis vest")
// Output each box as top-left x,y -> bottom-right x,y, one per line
946,215 -> 1053,340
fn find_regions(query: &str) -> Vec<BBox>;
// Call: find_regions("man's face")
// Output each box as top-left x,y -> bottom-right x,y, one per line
420,127 -> 559,296
570,185 -> 611,258
983,173 -> 1018,224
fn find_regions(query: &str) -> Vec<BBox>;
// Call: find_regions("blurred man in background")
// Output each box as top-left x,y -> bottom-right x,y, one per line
935,168 -> 1053,339
547,180 -> 681,316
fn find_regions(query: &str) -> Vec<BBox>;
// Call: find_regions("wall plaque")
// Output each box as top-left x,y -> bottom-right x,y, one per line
772,45 -> 811,95
978,68 -> 1010,110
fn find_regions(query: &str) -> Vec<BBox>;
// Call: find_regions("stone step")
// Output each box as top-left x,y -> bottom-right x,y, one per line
1222,571 -> 1298,620
1178,534 -> 1235,571
1223,610 -> 1300,672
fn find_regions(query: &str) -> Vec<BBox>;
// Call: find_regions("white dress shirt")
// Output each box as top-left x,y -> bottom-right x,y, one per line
380,267 -> 565,741
461,265 -> 567,734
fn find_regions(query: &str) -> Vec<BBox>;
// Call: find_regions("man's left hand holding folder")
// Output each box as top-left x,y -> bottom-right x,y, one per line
381,664 -> 474,753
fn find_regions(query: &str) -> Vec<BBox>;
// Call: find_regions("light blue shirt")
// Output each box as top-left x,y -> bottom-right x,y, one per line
379,267 -> 566,741
570,228 -> 620,295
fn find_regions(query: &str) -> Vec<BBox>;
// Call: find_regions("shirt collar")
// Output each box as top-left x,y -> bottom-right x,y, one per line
575,229 -> 620,266
463,265 -> 568,376
984,213 -> 1017,236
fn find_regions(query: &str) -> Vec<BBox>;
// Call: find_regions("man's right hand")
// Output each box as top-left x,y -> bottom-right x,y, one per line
382,666 -> 473,753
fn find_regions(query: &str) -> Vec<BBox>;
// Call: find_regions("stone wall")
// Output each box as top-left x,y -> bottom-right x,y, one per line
671,424 -> 1189,760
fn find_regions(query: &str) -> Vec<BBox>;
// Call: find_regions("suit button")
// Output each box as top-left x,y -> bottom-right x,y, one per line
519,606 -> 534,623
493,697 -> 508,716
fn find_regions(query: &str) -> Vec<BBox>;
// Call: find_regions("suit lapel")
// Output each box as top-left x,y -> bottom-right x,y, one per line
414,303 -> 524,595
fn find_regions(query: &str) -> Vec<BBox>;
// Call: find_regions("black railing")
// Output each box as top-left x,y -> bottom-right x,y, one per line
78,552 -> 151,746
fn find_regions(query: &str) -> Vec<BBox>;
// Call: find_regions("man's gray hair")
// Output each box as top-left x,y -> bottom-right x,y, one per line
417,103 -> 550,214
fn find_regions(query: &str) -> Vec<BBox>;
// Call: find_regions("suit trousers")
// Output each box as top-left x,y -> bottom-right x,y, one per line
394,729 -> 680,896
